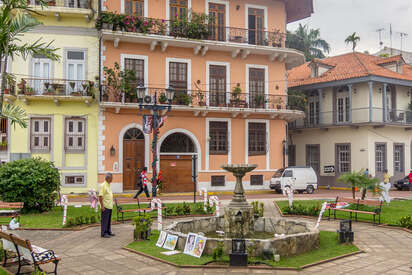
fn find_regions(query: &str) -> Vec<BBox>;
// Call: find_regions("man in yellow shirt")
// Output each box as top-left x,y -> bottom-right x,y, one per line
99,173 -> 115,238
384,169 -> 391,184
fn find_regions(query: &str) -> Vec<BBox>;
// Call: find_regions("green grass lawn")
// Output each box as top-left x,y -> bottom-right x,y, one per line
276,199 -> 412,225
127,230 -> 359,268
0,202 -> 210,229
0,267 -> 8,275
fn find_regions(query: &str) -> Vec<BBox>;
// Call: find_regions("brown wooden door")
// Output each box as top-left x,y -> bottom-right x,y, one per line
160,155 -> 193,193
123,140 -> 145,190
209,3 -> 226,41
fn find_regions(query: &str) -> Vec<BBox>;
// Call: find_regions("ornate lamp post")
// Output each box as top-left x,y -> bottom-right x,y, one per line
137,85 -> 175,197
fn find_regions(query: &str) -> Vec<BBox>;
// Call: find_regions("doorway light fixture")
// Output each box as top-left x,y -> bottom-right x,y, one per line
110,145 -> 116,156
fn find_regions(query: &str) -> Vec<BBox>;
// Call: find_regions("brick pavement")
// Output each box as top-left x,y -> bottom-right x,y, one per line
3,199 -> 412,274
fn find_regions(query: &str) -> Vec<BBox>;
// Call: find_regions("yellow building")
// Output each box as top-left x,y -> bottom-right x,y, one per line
5,0 -> 99,193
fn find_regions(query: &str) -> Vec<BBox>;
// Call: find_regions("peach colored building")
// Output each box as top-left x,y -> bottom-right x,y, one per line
98,0 -> 312,192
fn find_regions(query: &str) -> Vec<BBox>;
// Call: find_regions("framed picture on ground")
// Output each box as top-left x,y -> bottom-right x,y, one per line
163,234 -> 179,250
183,233 -> 197,256
192,235 -> 207,258
156,231 -> 168,247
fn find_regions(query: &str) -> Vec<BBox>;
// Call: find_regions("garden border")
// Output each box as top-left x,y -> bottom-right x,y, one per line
121,246 -> 363,270
273,201 -> 412,235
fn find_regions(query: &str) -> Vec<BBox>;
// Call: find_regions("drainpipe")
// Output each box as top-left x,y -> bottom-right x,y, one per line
98,0 -> 102,101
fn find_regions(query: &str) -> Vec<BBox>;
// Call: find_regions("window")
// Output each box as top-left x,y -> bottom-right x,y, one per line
65,118 -> 85,152
307,95 -> 319,125
125,0 -> 144,16
170,0 -> 187,19
0,118 -> 7,151
211,175 -> 225,186
306,145 -> 320,173
250,175 -> 263,185
32,57 -> 51,94
169,61 -> 188,104
66,50 -> 86,93
65,175 -> 85,185
336,88 -> 350,123
336,144 -> 351,173
394,144 -> 404,173
248,122 -> 266,156
209,121 -> 228,155
248,8 -> 265,45
209,65 -> 226,106
249,68 -> 265,108
31,118 -> 51,152
125,58 -> 144,86
288,145 -> 296,167
208,3 -> 226,41
375,143 -> 387,173
283,170 -> 293,177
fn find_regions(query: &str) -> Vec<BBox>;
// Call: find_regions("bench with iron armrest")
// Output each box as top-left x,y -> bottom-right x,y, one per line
0,231 -> 60,274
328,196 -> 383,225
0,202 -> 24,223
114,198 -> 167,223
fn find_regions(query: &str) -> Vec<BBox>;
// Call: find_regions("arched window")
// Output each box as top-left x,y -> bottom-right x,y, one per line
160,133 -> 195,153
124,128 -> 144,140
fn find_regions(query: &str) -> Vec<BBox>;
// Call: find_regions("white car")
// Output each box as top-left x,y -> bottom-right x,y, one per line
269,166 -> 318,194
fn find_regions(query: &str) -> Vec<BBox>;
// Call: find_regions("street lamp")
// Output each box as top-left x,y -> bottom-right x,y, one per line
137,86 -> 174,197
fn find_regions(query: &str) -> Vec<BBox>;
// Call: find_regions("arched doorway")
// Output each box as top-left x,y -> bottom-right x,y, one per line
123,128 -> 145,190
160,132 -> 196,193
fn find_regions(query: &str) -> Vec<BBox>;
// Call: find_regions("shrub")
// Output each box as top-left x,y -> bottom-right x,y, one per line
182,202 -> 191,215
90,216 -> 97,224
165,205 -> 175,216
175,205 -> 184,216
282,203 -> 320,216
0,242 -> 3,262
194,203 -> 206,214
251,201 -> 264,217
206,200 -> 215,214
133,214 -> 153,240
212,242 -> 224,261
84,216 -> 90,224
399,216 -> 412,229
0,158 -> 60,213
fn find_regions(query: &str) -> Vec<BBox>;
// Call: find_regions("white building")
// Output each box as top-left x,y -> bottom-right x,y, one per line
287,52 -> 412,187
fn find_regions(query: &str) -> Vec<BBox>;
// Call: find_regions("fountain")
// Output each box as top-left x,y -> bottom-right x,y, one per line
221,164 -> 256,238
163,164 -> 320,258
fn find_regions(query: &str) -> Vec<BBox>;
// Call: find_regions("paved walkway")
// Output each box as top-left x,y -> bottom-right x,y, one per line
4,199 -> 412,274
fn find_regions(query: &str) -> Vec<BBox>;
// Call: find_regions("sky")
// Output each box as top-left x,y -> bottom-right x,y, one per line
288,0 -> 412,56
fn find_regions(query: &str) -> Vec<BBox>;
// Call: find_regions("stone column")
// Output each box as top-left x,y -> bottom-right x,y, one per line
348,84 -> 353,123
369,81 -> 373,122
383,83 -> 387,122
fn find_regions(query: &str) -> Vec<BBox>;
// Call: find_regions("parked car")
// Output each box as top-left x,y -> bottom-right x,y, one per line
394,176 -> 412,191
270,166 -> 318,194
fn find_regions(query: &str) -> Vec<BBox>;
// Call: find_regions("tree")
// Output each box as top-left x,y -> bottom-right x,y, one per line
357,174 -> 380,200
338,171 -> 362,199
0,0 -> 60,128
345,32 -> 360,52
286,24 -> 330,61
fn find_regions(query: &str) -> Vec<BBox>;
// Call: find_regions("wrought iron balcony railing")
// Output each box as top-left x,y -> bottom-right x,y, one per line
100,86 -> 295,111
18,78 -> 96,97
28,0 -> 92,9
97,14 -> 286,48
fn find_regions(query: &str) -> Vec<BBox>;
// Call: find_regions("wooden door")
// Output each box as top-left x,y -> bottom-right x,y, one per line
209,3 -> 226,41
123,140 -> 145,190
209,65 -> 226,106
160,155 -> 193,193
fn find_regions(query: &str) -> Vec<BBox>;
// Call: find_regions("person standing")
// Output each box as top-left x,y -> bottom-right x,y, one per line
99,173 -> 115,238
133,167 -> 150,199
408,169 -> 412,185
364,168 -> 369,177
384,169 -> 391,184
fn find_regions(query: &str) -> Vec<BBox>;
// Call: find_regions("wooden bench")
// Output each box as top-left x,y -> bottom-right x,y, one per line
0,230 -> 60,274
328,196 -> 383,225
0,202 -> 24,223
114,198 -> 167,223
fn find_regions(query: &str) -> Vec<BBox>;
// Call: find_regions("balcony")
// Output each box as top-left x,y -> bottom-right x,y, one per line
290,107 -> 412,129
100,86 -> 304,121
16,78 -> 95,105
28,0 -> 94,20
98,14 -> 305,68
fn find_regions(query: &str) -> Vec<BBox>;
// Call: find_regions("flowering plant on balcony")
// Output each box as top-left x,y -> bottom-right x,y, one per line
170,12 -> 212,39
103,62 -> 137,102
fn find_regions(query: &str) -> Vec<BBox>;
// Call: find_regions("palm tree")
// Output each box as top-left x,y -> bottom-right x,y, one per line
345,32 -> 360,52
0,0 -> 60,128
338,171 -> 362,199
286,24 -> 330,61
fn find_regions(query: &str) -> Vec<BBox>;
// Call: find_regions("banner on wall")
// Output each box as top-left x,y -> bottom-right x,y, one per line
143,115 -> 153,134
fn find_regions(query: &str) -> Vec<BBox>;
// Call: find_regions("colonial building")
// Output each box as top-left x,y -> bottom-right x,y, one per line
98,0 -> 313,192
288,52 -> 412,187
6,0 -> 100,192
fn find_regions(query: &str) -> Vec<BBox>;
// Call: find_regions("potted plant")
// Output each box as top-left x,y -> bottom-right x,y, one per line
133,214 -> 152,241
43,88 -> 55,95
159,92 -> 167,104
254,95 -> 265,108
196,90 -> 205,106
24,87 -> 34,95
48,0 -> 56,6
0,141 -> 7,150
275,97 -> 284,109
230,84 -> 242,107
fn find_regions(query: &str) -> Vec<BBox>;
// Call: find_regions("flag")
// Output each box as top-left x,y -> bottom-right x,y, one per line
143,115 -> 153,134
157,116 -> 167,128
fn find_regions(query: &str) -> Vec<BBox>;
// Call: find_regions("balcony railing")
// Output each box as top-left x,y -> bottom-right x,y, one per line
101,86 -> 292,111
18,78 -> 95,97
97,13 -> 286,48
29,0 -> 92,9
290,107 -> 412,129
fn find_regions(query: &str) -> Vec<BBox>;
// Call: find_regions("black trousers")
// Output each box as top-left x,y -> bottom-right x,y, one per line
134,185 -> 150,198
101,208 -> 112,236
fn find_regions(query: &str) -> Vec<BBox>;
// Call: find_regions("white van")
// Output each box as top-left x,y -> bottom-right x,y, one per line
269,166 -> 318,194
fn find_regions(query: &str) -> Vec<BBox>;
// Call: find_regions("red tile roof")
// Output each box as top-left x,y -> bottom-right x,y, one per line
288,52 -> 412,88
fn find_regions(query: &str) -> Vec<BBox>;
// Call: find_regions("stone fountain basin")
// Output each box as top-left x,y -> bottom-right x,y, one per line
164,216 -> 320,257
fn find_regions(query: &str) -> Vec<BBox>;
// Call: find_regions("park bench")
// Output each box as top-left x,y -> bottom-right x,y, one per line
0,230 -> 60,274
114,198 -> 167,223
0,202 -> 24,223
328,196 -> 383,225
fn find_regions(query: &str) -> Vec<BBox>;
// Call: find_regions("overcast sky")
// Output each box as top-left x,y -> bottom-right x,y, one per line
288,0 -> 412,56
